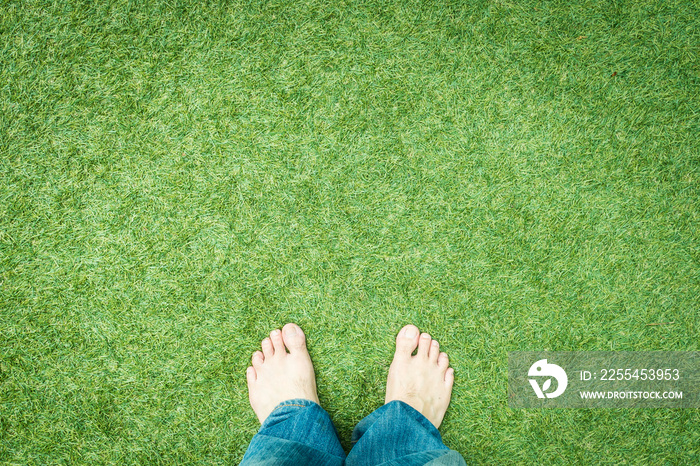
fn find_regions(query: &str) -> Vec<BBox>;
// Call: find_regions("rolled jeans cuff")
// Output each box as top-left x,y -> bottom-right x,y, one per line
240,398 -> 346,466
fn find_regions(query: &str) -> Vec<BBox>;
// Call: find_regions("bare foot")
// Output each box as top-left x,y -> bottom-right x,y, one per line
246,323 -> 320,424
385,325 -> 455,428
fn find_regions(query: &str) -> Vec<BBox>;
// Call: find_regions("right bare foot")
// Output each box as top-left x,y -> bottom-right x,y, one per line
385,325 -> 455,428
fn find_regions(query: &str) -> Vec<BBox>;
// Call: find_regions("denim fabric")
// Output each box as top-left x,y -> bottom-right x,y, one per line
241,399 -> 465,466
240,399 -> 346,466
346,400 -> 466,466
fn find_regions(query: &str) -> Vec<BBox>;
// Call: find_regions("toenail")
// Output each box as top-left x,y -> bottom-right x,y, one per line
405,327 -> 418,338
284,325 -> 297,336
271,329 -> 280,336
421,333 -> 430,339
262,338 -> 271,345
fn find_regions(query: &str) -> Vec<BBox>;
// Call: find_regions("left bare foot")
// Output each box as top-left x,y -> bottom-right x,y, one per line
246,323 -> 320,423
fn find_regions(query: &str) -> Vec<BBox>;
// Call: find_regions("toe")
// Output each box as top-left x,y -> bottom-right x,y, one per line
438,352 -> 449,370
261,337 -> 274,358
429,340 -> 440,362
395,324 -> 420,358
246,366 -> 256,385
282,323 -> 307,353
270,329 -> 285,354
445,367 -> 455,387
252,351 -> 264,369
417,333 -> 431,358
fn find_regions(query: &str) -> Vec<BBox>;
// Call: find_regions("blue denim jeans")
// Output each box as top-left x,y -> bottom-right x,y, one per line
240,398 -> 466,466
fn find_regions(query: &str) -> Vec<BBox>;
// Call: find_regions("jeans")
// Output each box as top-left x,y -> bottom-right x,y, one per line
240,399 -> 466,466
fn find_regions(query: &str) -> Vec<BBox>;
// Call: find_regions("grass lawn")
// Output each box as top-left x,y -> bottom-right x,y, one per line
1,0 -> 699,463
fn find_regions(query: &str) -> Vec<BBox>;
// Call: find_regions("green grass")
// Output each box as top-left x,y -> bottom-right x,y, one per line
1,0 -> 699,463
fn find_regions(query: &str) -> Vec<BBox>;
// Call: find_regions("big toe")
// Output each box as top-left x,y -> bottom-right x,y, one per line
282,323 -> 307,352
395,324 -> 420,357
